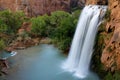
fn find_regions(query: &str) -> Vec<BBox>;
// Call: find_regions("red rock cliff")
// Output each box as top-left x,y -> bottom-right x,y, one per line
87,0 -> 120,72
101,0 -> 120,71
0,0 -> 71,16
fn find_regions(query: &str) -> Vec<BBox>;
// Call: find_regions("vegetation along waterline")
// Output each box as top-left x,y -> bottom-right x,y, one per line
0,10 -> 80,77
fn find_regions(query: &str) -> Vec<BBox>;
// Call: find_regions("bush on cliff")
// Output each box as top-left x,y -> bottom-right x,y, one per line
104,71 -> 120,80
105,10 -> 111,21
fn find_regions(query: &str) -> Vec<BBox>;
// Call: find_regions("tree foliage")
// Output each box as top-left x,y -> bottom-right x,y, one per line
0,39 -> 5,50
31,16 -> 47,37
52,16 -> 75,51
0,10 -> 25,51
0,10 -> 25,34
30,10 -> 79,51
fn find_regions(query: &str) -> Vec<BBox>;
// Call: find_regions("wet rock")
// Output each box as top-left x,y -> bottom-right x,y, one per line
0,59 -> 9,75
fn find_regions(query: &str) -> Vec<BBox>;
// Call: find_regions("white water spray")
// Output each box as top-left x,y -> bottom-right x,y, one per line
62,5 -> 107,78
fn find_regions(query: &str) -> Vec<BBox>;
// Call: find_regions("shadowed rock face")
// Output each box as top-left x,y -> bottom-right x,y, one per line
0,0 -> 91,16
70,0 -> 86,8
86,0 -> 108,5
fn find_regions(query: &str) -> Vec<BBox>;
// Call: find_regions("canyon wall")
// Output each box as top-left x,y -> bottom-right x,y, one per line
0,0 -> 88,16
101,0 -> 120,71
87,0 -> 120,72
0,0 -> 71,16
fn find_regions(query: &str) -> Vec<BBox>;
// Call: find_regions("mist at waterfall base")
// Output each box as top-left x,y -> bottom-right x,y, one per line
62,5 -> 107,78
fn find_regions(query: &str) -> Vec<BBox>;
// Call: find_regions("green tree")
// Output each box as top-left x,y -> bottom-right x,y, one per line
0,10 -> 25,34
72,9 -> 81,25
0,19 -> 8,33
50,11 -> 71,27
30,10 -> 80,51
31,16 -> 47,37
52,16 -> 76,51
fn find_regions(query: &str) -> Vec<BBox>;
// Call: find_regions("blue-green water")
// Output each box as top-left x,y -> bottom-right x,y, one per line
0,51 -> 12,59
5,44 -> 99,80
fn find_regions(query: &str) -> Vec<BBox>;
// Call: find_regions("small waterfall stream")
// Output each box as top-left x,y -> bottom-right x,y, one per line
62,5 -> 107,78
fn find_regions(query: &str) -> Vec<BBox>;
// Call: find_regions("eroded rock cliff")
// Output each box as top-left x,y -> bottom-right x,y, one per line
87,0 -> 120,74
101,0 -> 120,71
0,0 -> 71,16
87,0 -> 120,76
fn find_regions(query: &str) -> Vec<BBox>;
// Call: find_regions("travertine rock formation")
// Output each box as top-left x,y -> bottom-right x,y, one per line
87,0 -> 120,71
101,0 -> 120,71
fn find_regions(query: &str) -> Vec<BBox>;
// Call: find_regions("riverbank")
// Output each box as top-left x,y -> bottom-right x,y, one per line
0,37 -> 52,76
5,37 -> 52,52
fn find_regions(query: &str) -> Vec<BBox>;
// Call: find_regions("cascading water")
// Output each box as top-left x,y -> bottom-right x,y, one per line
62,5 -> 107,78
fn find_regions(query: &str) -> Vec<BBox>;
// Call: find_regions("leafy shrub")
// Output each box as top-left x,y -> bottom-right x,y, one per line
98,22 -> 106,33
104,72 -> 113,80
0,10 -> 25,34
51,14 -> 76,51
103,71 -> 120,80
72,9 -> 81,20
53,17 -> 75,38
49,11 -> 71,27
113,72 -> 120,80
0,18 -> 8,33
0,39 -> 5,50
71,9 -> 81,28
30,10 -> 80,51
105,10 -> 111,21
31,16 -> 47,37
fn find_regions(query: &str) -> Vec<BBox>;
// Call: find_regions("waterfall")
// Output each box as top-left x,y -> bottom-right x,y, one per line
62,5 -> 107,78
